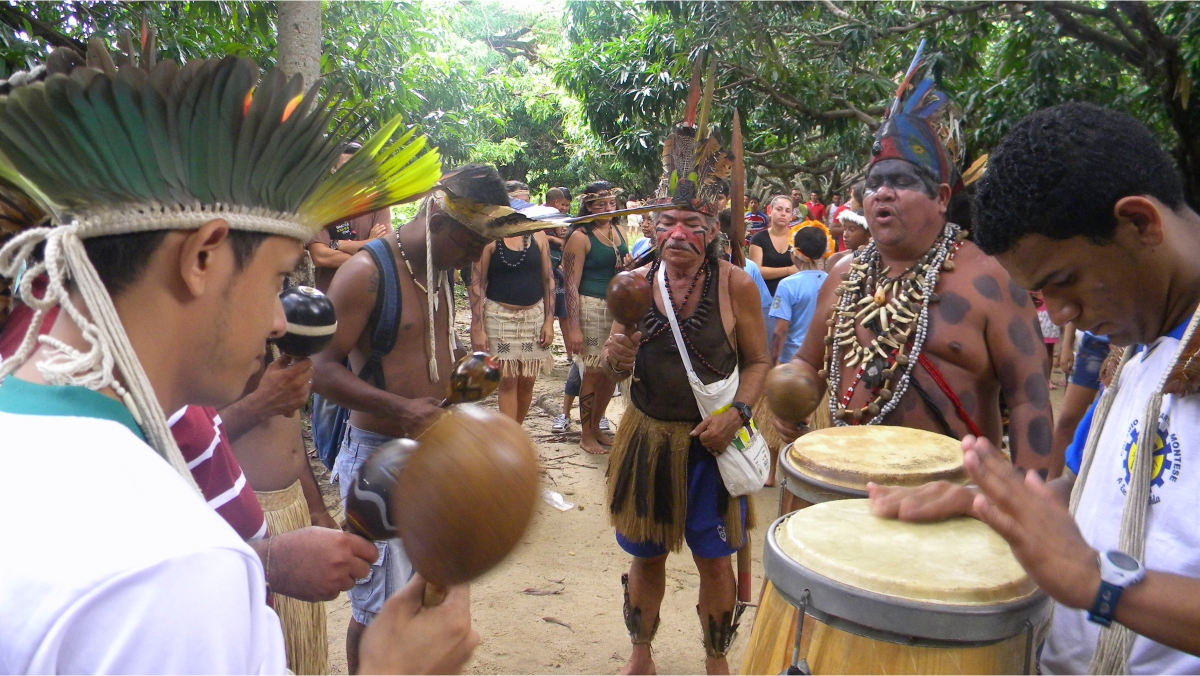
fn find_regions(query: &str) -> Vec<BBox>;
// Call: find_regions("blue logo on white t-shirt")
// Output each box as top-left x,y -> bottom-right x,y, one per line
1119,413 -> 1182,503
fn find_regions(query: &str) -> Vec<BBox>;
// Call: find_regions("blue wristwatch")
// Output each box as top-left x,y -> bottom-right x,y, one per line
1087,550 -> 1144,627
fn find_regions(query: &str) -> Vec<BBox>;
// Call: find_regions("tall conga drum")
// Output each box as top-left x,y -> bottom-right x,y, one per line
744,426 -> 969,675
761,500 -> 1049,674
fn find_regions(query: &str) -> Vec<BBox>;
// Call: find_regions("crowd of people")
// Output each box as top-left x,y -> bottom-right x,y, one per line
1,28 -> 1200,676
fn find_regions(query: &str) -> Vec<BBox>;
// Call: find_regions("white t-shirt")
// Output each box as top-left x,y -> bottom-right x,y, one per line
1042,325 -> 1200,675
0,378 -> 286,674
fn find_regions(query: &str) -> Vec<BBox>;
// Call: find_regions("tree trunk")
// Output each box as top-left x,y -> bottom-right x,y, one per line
276,0 -> 322,286
277,1 -> 322,89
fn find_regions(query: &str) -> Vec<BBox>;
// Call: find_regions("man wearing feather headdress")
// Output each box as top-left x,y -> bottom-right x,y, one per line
0,35 -> 476,673
310,162 -> 562,671
773,41 -> 1054,478
871,102 -> 1200,674
594,56 -> 770,674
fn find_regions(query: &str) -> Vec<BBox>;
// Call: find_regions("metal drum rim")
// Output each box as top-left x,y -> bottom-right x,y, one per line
764,514 -> 1052,644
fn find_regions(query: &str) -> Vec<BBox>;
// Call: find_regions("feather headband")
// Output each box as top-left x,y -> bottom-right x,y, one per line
0,34 -> 441,492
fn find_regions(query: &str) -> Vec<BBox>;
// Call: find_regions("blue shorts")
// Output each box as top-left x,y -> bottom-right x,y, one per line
334,425 -> 415,625
616,439 -> 747,560
1068,333 -> 1111,390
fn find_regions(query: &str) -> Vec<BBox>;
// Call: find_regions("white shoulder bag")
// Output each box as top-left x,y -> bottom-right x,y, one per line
656,266 -> 769,496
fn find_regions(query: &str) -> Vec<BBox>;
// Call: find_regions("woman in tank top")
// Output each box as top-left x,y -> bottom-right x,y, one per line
562,180 -> 631,455
468,228 -> 555,423
748,195 -> 799,296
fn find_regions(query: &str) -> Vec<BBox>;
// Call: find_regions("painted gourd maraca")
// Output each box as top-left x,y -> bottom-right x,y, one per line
444,351 -> 501,405
344,438 -> 419,541
275,286 -> 337,357
606,271 -> 653,327
765,362 -> 822,424
392,404 -> 539,586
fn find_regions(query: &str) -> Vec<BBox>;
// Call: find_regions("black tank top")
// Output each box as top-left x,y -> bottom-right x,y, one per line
750,229 -> 791,295
631,261 -> 738,422
486,236 -> 543,307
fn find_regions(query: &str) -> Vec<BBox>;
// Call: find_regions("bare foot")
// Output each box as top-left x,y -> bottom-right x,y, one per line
581,438 -> 611,455
704,655 -> 730,675
597,429 -> 616,446
618,645 -> 655,675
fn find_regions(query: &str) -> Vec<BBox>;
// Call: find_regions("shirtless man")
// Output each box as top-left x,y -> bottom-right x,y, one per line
312,164 -> 552,672
774,100 -> 1053,475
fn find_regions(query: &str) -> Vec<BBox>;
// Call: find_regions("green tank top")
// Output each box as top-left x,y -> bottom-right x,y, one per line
579,227 -> 629,298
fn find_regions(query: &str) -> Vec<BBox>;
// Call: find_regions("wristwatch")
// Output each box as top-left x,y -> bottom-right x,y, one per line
730,401 -> 753,426
1087,550 -> 1145,627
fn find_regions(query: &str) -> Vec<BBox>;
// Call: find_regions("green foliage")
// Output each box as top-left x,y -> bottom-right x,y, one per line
556,1 -> 1200,203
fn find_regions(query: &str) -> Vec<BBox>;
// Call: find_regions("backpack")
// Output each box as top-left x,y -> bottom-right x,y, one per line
314,238 -> 402,468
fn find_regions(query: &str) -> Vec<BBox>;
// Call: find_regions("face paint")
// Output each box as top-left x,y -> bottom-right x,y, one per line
655,213 -> 708,255
864,160 -> 937,198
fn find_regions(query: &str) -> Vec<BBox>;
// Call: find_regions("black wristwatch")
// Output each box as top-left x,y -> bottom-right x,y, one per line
730,401 -> 753,426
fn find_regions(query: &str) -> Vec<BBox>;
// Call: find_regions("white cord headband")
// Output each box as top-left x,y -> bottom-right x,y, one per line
0,208 -> 318,495
0,224 -> 201,494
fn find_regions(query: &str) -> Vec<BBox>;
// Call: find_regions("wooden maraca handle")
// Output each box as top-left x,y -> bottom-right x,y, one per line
422,582 -> 448,607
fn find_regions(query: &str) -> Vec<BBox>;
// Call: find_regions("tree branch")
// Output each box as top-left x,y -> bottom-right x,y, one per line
720,60 -> 882,129
818,0 -> 854,23
885,2 -> 994,35
1039,3 -> 1146,67
0,5 -> 86,52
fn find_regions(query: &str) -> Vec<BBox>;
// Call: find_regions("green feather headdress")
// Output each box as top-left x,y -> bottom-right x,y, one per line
0,34 -> 440,490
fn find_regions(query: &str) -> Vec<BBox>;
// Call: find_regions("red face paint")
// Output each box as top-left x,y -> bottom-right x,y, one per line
655,216 -> 707,256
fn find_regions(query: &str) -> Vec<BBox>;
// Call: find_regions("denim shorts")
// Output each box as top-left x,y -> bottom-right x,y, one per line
334,425 -> 415,624
1068,333 -> 1111,390
616,439 -> 748,560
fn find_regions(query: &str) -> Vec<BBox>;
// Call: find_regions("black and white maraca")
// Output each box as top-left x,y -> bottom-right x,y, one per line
275,286 -> 337,358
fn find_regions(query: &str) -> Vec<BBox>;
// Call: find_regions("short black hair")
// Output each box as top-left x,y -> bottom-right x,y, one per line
504,180 -> 529,193
545,187 -> 569,203
718,208 -> 732,234
851,181 -> 865,204
973,102 -> 1186,255
83,230 -> 269,297
793,226 -> 828,260
444,164 -> 509,207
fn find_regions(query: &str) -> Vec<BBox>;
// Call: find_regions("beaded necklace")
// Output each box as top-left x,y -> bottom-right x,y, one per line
642,258 -> 730,378
396,236 -> 428,294
496,235 -> 532,268
821,223 -> 965,424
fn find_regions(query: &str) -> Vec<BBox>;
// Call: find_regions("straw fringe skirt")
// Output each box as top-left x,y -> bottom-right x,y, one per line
578,295 -> 613,368
484,299 -> 552,378
607,405 -> 754,552
258,481 -> 328,675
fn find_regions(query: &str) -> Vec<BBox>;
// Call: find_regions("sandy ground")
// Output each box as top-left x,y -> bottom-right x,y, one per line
305,299 -> 1068,675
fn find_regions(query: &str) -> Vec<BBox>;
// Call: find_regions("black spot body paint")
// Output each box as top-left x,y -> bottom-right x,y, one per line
1033,316 -> 1045,342
1007,317 -> 1036,356
1008,280 -> 1029,307
973,275 -> 1002,301
1023,372 -> 1050,408
938,291 -> 971,325
1027,416 -> 1052,457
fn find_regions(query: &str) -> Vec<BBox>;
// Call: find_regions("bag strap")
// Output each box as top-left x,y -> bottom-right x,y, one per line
657,265 -> 700,384
358,238 -> 403,389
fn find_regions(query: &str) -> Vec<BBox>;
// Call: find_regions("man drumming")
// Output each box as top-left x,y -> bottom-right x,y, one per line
872,102 -> 1200,674
312,164 -> 554,672
774,74 -> 1053,475
600,107 -> 770,673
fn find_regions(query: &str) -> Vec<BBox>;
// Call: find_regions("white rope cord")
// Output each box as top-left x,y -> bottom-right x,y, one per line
425,206 -> 440,383
1070,307 -> 1200,674
0,205 -> 321,494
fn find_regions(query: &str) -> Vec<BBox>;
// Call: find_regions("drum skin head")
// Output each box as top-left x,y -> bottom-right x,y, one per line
787,426 -> 967,491
776,500 -> 1036,605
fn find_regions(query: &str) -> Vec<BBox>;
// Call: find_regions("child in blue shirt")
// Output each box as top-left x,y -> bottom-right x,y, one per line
769,227 -> 828,363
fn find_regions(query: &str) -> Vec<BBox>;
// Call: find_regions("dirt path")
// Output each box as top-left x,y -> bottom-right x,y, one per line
308,301 -> 1067,675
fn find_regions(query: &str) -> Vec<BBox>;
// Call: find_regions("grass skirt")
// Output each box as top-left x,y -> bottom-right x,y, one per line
484,298 -> 552,377
258,481 -> 328,675
606,405 -> 754,552
578,295 -> 612,368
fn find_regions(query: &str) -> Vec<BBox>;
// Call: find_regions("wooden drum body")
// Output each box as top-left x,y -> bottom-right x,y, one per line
746,427 -> 974,675
758,501 -> 1049,674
